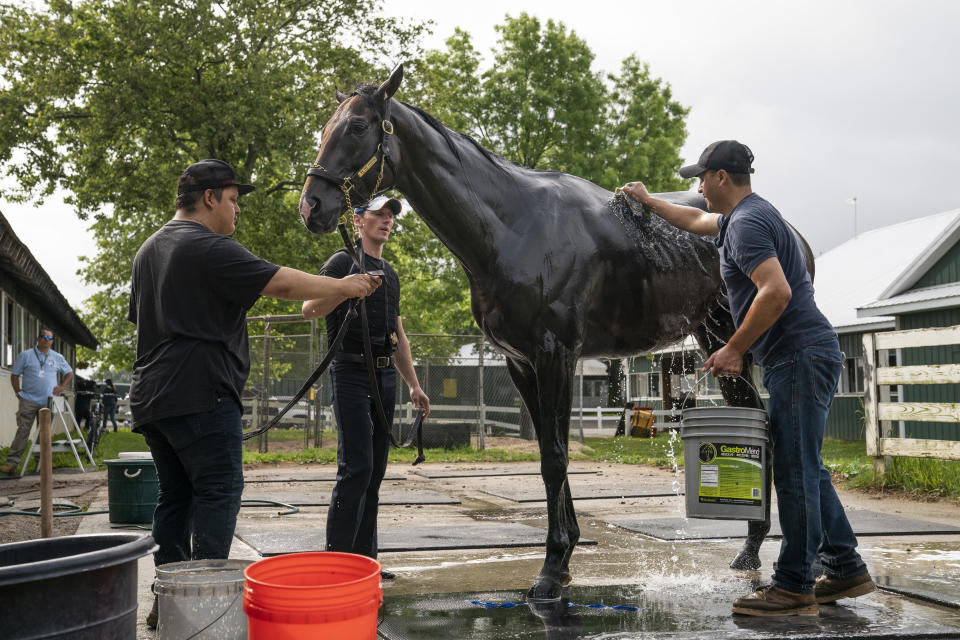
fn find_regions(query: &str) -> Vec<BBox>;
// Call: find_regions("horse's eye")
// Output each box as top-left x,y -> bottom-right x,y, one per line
350,120 -> 368,134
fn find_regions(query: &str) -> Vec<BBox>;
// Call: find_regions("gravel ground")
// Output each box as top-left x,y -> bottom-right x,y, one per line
0,472 -> 105,544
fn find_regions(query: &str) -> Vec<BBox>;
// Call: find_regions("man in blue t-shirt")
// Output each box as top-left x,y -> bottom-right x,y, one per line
2,328 -> 73,476
623,141 -> 875,616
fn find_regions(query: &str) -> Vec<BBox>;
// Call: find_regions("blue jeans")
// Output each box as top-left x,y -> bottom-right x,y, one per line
138,395 -> 244,567
763,338 -> 868,593
104,405 -> 118,431
326,361 -> 395,558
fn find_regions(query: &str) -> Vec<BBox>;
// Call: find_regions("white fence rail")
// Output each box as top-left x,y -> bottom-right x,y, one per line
863,325 -> 960,470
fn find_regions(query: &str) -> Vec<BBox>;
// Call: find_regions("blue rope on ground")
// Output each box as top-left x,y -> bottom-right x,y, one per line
468,600 -> 644,612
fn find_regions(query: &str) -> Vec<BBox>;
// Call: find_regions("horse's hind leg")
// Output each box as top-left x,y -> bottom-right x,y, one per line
693,303 -> 771,571
507,349 -> 580,600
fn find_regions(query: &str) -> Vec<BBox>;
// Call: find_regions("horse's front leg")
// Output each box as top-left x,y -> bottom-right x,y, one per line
526,343 -> 580,600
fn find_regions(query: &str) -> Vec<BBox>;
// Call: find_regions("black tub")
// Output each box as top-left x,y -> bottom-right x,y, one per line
0,533 -> 157,639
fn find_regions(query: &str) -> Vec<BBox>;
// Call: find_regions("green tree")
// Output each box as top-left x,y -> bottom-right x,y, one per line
0,0 -> 427,370
596,54 -> 691,192
406,14 -> 690,191
404,29 -> 483,137
479,14 -> 607,175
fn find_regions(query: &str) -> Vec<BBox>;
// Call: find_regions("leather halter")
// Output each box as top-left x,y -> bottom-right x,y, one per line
306,95 -> 396,212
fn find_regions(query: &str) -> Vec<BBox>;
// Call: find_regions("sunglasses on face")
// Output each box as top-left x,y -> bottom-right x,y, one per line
39,335 -> 54,340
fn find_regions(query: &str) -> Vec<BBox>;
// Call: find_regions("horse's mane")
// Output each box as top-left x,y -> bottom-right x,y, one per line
352,84 -> 518,176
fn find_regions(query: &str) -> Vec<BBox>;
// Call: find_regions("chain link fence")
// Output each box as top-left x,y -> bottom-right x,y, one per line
243,317 -> 623,453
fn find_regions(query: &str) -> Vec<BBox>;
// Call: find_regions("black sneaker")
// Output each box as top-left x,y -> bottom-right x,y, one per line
381,569 -> 396,580
814,572 -> 876,603
732,585 -> 818,617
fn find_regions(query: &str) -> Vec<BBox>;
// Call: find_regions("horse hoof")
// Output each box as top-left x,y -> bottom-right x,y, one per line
729,550 -> 761,571
527,577 -> 564,601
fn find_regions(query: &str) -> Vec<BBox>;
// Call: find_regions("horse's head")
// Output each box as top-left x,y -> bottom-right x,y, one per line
299,65 -> 404,233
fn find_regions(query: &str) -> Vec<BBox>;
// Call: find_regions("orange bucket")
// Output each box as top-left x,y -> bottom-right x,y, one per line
243,551 -> 382,640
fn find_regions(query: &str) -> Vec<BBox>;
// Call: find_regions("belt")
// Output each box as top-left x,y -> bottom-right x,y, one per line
336,352 -> 395,368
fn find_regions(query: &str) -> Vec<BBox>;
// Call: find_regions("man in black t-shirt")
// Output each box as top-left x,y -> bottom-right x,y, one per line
303,195 -> 430,576
129,159 -> 379,628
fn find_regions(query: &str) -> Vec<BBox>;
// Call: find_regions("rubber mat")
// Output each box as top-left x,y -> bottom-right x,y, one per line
235,523 -> 596,555
240,489 -> 459,507
413,467 -> 596,479
877,574 -> 960,609
244,471 -> 405,483
608,510 -> 960,540
482,484 -> 681,503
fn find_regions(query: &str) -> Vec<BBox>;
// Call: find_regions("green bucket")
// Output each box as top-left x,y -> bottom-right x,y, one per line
105,456 -> 159,524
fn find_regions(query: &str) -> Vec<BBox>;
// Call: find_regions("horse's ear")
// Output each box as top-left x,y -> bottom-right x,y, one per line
375,64 -> 404,101
335,87 -> 349,104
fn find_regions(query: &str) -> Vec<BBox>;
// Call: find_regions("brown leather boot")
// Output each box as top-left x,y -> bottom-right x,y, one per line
814,572 -> 876,603
732,584 -> 818,617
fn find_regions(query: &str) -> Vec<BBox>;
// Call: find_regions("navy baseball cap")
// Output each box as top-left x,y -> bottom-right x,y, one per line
177,159 -> 255,195
679,140 -> 755,179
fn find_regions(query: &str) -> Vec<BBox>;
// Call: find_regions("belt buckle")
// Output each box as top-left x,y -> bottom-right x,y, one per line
376,356 -> 390,368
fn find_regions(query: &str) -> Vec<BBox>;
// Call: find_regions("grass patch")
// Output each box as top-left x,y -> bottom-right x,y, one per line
241,444 -> 539,465
245,427 -> 315,443
389,445 -> 539,464
242,447 -> 338,465
849,455 -> 960,499
7,424 -> 958,500
583,432 -> 686,468
820,439 -> 872,480
0,429 -> 150,471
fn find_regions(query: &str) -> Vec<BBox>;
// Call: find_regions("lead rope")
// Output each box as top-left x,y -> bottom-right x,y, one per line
241,300 -> 358,442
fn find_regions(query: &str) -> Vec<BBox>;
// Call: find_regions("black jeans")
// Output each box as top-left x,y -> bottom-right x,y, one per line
138,395 -> 244,566
326,361 -> 395,558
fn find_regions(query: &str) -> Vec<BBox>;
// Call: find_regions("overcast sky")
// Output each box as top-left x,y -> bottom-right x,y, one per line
2,0 -> 958,308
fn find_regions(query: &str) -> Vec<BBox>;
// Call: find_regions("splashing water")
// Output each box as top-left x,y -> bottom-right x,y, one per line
663,426 -> 687,538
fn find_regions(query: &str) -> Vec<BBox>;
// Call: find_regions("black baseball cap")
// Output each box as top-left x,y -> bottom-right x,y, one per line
679,140 -> 755,179
177,159 -> 255,196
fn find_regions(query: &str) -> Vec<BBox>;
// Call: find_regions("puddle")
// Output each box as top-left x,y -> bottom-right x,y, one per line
379,583 -> 960,639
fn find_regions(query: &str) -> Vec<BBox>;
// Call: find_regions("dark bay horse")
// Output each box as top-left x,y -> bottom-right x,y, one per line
300,65 -> 813,599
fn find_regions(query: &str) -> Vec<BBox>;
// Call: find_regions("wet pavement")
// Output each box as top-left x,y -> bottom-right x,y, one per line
379,585 -> 960,639
61,459 -> 960,639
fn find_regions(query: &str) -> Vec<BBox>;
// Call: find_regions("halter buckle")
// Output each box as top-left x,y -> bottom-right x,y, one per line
382,120 -> 394,135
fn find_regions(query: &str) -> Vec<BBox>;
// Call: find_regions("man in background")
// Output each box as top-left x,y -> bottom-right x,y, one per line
2,328 -> 73,476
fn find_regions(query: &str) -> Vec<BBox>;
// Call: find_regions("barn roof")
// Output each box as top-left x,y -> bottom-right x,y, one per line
0,210 -> 98,349
813,209 -> 960,333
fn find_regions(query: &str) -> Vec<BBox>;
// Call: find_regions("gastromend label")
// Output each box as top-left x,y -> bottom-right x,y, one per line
698,441 -> 763,505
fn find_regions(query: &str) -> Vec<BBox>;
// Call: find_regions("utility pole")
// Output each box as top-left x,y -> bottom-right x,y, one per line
847,196 -> 858,237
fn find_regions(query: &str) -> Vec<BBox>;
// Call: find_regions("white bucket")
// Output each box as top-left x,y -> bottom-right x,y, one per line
155,559 -> 251,639
681,406 -> 769,521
